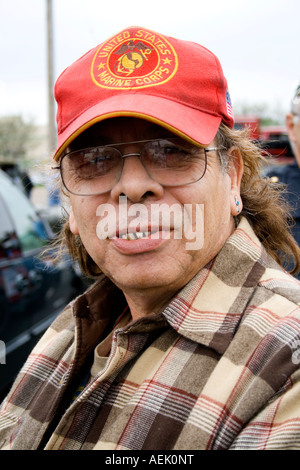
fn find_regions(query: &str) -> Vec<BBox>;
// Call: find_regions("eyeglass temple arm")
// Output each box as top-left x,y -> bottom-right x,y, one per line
204,146 -> 225,153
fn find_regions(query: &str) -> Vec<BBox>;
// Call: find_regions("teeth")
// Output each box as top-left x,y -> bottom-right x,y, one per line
118,231 -> 152,240
136,231 -> 147,239
128,232 -> 138,240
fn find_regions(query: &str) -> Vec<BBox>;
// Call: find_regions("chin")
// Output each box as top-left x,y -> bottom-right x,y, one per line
109,267 -> 182,292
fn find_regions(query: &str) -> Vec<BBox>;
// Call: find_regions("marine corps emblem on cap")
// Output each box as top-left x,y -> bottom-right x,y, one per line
91,27 -> 178,89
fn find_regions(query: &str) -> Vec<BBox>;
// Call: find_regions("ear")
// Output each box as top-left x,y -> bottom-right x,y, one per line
69,206 -> 79,235
226,146 -> 244,216
286,113 -> 296,143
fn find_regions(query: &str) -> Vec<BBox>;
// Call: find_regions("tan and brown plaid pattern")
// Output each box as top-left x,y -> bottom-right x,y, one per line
1,217 -> 300,450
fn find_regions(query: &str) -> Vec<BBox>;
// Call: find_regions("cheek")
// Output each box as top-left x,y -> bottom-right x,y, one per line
70,200 -> 109,266
69,197 -> 100,239
69,207 -> 79,235
203,176 -> 233,229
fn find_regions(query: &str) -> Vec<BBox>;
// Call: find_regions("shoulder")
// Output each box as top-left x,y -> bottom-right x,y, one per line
257,248 -> 300,297
238,248 -> 300,329
258,267 -> 300,306
245,262 -> 300,339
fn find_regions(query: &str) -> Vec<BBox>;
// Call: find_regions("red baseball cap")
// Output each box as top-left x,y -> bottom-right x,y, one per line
53,26 -> 234,161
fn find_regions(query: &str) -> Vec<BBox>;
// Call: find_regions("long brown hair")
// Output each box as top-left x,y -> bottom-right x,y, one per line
51,123 -> 300,278
216,123 -> 300,274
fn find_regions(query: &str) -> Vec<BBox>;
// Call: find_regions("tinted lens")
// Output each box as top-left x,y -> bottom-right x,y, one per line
141,139 -> 207,186
61,147 -> 122,195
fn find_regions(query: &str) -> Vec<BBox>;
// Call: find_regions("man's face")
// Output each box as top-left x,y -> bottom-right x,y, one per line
68,118 -> 242,302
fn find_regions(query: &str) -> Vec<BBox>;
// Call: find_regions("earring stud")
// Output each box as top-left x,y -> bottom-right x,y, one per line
235,196 -> 240,213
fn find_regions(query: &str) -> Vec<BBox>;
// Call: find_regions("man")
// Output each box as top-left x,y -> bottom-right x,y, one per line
265,85 -> 300,249
1,26 -> 300,450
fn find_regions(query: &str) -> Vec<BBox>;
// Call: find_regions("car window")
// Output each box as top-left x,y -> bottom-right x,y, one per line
0,196 -> 21,260
0,173 -> 48,252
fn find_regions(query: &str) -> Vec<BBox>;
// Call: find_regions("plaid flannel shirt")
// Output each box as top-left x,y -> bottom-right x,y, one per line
1,217 -> 300,450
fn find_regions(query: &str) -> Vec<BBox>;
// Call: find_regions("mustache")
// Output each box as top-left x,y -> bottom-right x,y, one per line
95,197 -> 204,247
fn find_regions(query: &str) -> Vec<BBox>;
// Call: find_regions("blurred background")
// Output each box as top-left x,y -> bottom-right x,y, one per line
0,0 -> 299,396
1,0 -> 299,188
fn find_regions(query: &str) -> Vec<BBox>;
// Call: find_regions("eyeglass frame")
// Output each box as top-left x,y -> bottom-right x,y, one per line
52,138 -> 225,197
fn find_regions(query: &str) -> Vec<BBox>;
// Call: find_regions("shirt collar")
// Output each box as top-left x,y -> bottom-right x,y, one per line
162,217 -> 267,354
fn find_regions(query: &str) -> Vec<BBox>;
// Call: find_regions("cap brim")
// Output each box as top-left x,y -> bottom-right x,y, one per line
54,94 -> 222,160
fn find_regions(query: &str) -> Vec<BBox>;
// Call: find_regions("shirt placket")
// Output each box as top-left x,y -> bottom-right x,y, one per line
44,326 -> 145,450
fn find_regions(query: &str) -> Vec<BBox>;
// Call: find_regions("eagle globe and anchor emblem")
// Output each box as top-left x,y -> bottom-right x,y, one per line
113,40 -> 154,76
91,30 -> 178,89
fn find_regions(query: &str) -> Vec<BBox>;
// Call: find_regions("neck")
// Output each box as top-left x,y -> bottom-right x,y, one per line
123,286 -> 179,321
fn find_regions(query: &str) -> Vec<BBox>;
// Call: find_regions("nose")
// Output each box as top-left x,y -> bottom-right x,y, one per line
110,153 -> 164,203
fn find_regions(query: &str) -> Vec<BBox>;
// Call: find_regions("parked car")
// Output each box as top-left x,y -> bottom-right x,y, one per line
0,170 -> 88,397
259,125 -> 293,162
0,160 -> 33,197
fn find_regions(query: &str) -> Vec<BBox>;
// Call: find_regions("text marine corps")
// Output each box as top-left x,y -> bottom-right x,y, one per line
96,66 -> 172,87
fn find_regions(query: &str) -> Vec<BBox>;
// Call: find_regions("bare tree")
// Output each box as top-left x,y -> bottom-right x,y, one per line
0,115 -> 36,163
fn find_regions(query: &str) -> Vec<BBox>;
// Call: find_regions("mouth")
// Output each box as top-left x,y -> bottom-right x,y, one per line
110,228 -> 173,254
117,230 -> 158,240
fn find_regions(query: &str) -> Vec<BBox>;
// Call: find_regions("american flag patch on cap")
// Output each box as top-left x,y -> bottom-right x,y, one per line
226,90 -> 234,118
